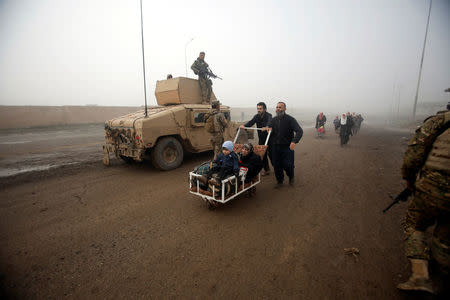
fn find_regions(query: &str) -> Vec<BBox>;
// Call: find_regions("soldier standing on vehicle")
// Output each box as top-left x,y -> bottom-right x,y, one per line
266,102 -> 303,188
191,51 -> 213,104
240,102 -> 272,176
397,101 -> 450,294
206,100 -> 229,159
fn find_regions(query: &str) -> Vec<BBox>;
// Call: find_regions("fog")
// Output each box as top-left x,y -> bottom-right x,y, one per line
0,0 -> 449,117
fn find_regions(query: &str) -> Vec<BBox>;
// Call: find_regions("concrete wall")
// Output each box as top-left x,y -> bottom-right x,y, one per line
1,105 -> 386,129
0,105 -> 335,129
0,106 -> 141,129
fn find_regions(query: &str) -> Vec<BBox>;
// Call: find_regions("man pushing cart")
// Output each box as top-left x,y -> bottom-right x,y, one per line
189,127 -> 271,209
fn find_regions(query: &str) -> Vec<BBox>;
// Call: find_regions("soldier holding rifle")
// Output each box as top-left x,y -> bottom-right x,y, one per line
191,51 -> 221,104
395,101 -> 450,294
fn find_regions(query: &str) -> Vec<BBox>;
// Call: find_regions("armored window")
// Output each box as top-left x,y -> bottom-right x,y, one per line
194,112 -> 206,123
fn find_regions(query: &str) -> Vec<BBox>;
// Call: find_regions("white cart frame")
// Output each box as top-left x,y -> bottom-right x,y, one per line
189,127 -> 271,204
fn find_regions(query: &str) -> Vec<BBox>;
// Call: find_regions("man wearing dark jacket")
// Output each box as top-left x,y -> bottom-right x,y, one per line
240,102 -> 272,175
267,102 -> 303,187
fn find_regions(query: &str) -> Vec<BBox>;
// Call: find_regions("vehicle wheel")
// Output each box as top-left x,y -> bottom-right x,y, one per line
119,155 -> 134,164
151,137 -> 184,170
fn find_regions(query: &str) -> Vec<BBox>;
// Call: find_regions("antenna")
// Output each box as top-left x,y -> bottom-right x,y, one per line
185,37 -> 194,77
139,0 -> 148,117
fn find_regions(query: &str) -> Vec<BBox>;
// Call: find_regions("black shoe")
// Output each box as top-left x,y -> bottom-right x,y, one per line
289,177 -> 295,185
275,182 -> 283,189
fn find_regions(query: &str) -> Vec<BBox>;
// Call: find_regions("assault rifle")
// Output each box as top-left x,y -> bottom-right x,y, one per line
199,68 -> 223,80
382,188 -> 413,213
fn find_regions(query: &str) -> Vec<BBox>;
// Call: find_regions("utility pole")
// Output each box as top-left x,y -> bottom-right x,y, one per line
412,0 -> 432,121
391,83 -> 396,124
397,85 -> 402,121
185,37 -> 194,77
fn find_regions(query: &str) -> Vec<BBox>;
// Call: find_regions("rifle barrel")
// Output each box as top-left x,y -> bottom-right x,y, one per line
382,200 -> 398,213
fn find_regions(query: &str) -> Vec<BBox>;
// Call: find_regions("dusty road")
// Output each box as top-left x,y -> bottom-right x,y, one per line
0,124 -> 103,178
0,125 -> 431,299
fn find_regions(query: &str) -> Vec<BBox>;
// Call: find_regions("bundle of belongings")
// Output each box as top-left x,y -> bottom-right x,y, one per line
190,141 -> 265,198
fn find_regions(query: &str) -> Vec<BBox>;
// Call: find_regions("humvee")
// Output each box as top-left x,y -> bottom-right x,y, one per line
103,77 -> 244,170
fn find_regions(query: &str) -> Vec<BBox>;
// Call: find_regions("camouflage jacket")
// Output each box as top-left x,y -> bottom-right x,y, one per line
402,110 -> 450,183
191,58 -> 209,78
213,110 -> 228,135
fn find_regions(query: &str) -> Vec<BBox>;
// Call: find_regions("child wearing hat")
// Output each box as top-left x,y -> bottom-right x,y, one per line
198,141 -> 239,186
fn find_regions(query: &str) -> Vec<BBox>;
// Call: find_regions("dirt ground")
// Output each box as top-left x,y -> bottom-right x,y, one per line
0,126 -> 438,299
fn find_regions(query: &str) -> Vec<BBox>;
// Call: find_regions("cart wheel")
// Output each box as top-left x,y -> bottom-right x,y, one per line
207,201 -> 215,210
247,187 -> 256,197
207,200 -> 220,210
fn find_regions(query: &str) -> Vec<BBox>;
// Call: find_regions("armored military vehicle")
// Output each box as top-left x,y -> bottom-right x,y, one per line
103,77 -> 242,170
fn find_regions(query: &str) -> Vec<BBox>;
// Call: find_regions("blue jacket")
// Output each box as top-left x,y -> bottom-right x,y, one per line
213,152 -> 240,175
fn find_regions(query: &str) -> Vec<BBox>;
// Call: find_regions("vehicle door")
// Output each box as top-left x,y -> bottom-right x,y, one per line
187,109 -> 213,151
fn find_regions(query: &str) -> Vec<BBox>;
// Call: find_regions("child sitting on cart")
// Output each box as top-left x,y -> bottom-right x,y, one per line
198,141 -> 239,187
239,143 -> 263,184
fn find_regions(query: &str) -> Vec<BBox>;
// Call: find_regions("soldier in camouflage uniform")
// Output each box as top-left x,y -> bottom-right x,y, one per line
191,52 -> 213,104
398,101 -> 450,294
210,101 -> 229,159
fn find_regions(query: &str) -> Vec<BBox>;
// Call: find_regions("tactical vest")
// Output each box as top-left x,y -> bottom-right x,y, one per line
423,111 -> 450,174
424,127 -> 450,173
213,112 -> 223,134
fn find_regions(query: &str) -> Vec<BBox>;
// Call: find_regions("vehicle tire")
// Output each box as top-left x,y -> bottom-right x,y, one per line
151,137 -> 184,170
119,155 -> 134,164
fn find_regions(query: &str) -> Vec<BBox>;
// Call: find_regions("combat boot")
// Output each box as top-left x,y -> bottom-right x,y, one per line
397,259 -> 435,294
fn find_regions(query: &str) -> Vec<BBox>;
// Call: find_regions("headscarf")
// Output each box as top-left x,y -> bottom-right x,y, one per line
242,143 -> 253,153
340,114 -> 347,125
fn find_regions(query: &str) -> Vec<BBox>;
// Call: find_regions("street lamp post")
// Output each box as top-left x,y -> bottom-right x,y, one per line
185,37 -> 194,77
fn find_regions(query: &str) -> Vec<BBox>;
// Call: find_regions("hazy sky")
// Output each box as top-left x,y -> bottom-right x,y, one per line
0,0 -> 449,114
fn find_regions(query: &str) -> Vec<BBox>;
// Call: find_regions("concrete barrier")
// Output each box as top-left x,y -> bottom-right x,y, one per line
0,106 -> 141,129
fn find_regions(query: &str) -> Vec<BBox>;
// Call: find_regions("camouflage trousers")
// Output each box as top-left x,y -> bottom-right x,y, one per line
403,180 -> 450,274
199,77 -> 212,104
211,135 -> 224,160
